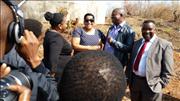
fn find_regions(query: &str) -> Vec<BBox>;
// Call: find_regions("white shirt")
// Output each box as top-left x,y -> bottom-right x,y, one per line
133,35 -> 156,77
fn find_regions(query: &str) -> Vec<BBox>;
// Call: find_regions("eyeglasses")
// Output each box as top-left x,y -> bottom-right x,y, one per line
84,19 -> 94,23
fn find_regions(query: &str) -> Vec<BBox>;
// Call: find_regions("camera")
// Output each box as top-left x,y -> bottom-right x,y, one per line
0,70 -> 33,101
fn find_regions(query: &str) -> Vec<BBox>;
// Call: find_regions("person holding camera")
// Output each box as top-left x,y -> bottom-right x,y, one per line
0,0 -> 59,101
0,64 -> 31,101
3,18 -> 46,73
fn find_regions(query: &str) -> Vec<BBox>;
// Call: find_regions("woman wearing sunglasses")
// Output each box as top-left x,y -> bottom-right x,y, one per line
71,13 -> 105,54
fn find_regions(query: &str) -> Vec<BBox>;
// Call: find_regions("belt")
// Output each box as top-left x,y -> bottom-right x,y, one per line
132,73 -> 146,79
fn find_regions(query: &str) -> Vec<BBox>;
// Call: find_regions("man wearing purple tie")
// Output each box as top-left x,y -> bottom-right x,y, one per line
127,20 -> 174,101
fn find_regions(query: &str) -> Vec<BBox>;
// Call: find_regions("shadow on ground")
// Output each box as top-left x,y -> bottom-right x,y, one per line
163,94 -> 180,101
122,89 -> 180,101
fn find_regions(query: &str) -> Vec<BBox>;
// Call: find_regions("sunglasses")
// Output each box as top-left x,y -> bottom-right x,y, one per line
84,19 -> 94,22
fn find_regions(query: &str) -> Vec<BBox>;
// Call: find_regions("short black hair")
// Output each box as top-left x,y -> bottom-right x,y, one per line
58,51 -> 126,101
112,8 -> 125,17
143,20 -> 155,25
24,19 -> 42,38
84,13 -> 95,21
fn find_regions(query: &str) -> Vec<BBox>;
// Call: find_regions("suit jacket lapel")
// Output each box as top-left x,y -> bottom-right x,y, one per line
147,36 -> 159,58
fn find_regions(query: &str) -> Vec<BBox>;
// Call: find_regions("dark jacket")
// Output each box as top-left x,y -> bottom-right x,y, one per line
106,23 -> 135,67
2,47 -> 59,101
43,30 -> 72,74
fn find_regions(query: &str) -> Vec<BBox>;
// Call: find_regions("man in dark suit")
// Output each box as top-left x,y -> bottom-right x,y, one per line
127,20 -> 174,101
104,8 -> 135,68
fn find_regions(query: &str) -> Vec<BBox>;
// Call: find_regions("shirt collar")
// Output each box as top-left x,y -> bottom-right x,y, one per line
120,21 -> 126,27
112,21 -> 126,29
142,34 -> 157,43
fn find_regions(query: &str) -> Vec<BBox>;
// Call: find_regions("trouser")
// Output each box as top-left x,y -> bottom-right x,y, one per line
130,74 -> 162,101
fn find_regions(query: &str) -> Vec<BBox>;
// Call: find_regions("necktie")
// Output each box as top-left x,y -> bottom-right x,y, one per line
133,41 -> 149,71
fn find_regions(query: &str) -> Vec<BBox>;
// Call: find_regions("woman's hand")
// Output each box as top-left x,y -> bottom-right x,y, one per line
89,45 -> 101,50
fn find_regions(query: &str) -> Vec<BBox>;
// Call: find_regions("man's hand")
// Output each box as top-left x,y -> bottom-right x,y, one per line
0,63 -> 11,78
107,37 -> 113,44
8,84 -> 31,101
16,30 -> 42,69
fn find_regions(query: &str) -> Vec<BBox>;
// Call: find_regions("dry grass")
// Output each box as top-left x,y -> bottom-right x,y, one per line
124,2 -> 180,23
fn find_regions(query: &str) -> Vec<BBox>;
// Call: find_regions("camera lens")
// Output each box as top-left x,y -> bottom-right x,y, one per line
0,80 -> 9,98
0,70 -> 32,101
0,75 -> 18,101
